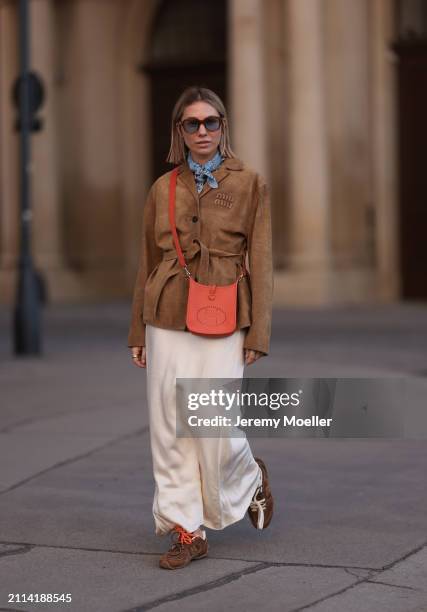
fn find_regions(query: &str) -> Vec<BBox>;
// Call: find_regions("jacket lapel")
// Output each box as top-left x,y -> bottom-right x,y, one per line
199,165 -> 230,199
177,164 -> 199,206
177,157 -> 243,202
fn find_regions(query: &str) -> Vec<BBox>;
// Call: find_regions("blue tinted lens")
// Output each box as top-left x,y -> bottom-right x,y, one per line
205,117 -> 221,131
182,119 -> 199,133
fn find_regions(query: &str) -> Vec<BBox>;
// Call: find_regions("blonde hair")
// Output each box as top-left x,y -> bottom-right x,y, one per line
166,86 -> 236,165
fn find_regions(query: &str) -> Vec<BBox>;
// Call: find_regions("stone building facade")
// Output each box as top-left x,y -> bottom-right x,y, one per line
0,0 -> 426,306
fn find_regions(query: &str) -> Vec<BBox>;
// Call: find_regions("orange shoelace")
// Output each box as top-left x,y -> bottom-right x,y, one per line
172,524 -> 196,545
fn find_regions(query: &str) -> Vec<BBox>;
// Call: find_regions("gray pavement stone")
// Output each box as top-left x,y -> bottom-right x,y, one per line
0,545 -> 258,612
136,548 -> 427,612
305,580 -> 426,612
149,565 -> 359,612
0,430 -> 134,491
0,434 -> 154,552
369,546 -> 427,591
289,546 -> 427,612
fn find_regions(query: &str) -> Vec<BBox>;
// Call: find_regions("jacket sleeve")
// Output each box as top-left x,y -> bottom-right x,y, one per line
127,183 -> 162,347
243,173 -> 274,356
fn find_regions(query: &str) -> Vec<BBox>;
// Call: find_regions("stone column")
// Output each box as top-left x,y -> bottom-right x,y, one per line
30,0 -> 64,272
371,0 -> 400,300
228,0 -> 268,178
51,0 -> 125,299
119,0 -> 159,290
283,0 -> 330,301
0,1 -> 19,303
274,0 -> 330,306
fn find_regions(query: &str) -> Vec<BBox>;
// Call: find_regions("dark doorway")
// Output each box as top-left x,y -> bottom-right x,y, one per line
140,0 -> 227,182
392,1 -> 427,298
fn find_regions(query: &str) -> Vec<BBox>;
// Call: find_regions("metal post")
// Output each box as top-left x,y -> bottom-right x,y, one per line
13,0 -> 42,355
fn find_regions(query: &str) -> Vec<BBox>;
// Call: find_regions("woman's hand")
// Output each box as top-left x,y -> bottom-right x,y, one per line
244,349 -> 264,366
130,346 -> 146,368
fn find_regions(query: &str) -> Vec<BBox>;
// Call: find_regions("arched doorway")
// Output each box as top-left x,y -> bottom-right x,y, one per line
140,0 -> 227,181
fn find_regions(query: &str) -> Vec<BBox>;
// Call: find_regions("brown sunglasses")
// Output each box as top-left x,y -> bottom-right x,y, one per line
178,115 -> 223,134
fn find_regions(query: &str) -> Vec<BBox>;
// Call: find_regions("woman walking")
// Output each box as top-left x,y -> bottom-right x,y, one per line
128,86 -> 274,570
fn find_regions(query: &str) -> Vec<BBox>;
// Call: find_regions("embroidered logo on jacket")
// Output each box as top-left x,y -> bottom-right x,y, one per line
214,192 -> 234,209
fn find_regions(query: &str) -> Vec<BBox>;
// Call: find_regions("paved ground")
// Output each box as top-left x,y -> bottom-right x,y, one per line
0,301 -> 426,612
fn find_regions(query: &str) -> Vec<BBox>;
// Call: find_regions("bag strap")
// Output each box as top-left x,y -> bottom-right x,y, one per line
169,167 -> 191,277
169,166 -> 247,280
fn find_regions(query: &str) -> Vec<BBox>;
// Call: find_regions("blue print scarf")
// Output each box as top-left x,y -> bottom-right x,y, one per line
187,149 -> 224,194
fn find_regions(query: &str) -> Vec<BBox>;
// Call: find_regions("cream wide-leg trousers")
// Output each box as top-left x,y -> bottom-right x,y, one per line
145,323 -> 263,536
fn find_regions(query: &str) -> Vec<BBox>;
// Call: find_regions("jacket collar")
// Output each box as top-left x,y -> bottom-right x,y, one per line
176,156 -> 243,202
176,156 -> 243,174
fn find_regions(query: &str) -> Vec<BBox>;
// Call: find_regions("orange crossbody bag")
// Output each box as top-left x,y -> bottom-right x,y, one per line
169,167 -> 246,336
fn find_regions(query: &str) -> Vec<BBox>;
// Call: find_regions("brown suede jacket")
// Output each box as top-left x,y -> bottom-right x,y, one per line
127,156 -> 273,355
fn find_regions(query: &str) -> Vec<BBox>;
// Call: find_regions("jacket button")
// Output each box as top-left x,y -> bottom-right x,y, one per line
192,215 -> 198,223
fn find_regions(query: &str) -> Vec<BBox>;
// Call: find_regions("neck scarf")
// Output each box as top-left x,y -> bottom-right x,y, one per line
187,149 -> 224,194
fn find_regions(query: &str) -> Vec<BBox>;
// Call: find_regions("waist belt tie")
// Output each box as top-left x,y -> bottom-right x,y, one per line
162,238 -> 245,284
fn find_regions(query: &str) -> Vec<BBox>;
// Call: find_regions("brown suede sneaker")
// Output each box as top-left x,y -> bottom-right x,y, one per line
159,524 -> 209,570
247,457 -> 274,529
